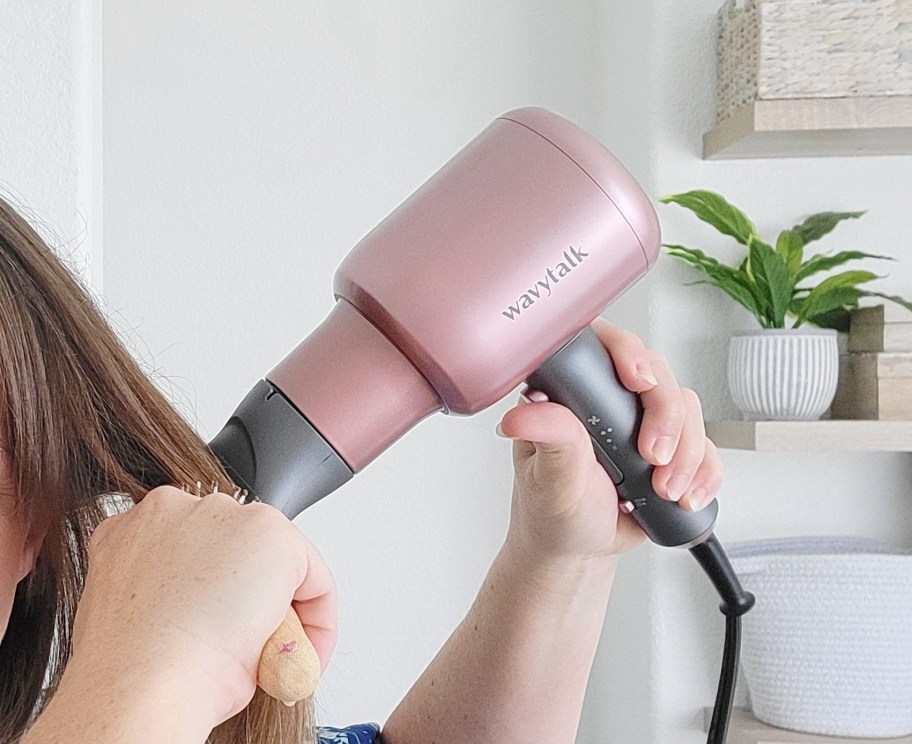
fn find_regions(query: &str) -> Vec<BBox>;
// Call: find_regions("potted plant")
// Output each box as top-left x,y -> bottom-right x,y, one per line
659,190 -> 912,421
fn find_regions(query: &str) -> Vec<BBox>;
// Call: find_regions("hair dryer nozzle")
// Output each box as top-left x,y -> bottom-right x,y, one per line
208,380 -> 353,518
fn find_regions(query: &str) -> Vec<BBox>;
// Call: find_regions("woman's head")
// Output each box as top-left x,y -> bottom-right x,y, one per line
0,196 -> 315,742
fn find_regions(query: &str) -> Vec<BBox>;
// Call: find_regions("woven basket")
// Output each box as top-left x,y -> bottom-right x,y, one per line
716,0 -> 912,123
729,536 -> 912,738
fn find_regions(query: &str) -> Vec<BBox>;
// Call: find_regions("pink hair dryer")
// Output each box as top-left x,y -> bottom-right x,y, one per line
210,108 -> 752,743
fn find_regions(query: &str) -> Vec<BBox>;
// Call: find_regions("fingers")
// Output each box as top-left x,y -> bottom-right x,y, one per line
678,439 -> 724,513
637,352 -> 688,467
291,541 -> 338,672
591,318 -> 659,392
145,488 -> 339,673
650,387 -> 705,504
581,320 -> 724,512
243,501 -> 338,671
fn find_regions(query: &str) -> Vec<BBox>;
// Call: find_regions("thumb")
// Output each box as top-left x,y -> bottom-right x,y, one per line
498,400 -> 595,472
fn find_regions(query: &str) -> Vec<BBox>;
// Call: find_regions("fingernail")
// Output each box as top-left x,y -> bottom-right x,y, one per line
665,473 -> 690,502
496,423 -> 507,437
524,388 -> 549,403
636,360 -> 658,387
682,488 -> 707,512
651,436 -> 675,465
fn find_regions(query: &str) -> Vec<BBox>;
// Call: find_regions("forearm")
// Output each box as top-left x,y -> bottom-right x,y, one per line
382,538 -> 617,743
23,650 -> 217,744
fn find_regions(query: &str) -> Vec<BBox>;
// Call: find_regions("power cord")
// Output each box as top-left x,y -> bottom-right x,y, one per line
690,535 -> 756,744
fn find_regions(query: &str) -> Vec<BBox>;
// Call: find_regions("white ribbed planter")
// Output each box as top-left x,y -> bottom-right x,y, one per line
728,329 -> 838,421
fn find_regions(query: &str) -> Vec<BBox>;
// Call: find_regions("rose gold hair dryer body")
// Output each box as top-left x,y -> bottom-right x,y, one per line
210,108 -> 752,743
211,106 -> 710,544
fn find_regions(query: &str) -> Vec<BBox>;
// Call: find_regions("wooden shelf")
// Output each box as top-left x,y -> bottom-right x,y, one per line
704,709 -> 912,743
705,419 -> 912,452
703,96 -> 912,159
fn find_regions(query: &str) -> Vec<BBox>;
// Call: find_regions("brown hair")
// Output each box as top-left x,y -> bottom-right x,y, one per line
0,195 -> 315,743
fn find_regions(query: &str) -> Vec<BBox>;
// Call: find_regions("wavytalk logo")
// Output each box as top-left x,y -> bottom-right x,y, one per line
502,245 -> 589,320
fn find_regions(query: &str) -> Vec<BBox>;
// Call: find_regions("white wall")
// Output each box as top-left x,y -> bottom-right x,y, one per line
0,0 -> 101,285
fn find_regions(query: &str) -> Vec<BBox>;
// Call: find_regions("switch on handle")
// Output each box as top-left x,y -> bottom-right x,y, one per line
526,325 -> 717,548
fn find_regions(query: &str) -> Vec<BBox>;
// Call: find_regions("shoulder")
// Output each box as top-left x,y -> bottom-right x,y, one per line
316,723 -> 381,743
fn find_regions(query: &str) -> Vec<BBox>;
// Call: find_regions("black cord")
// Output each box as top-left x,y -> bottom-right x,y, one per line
689,534 -> 755,744
706,612 -> 741,744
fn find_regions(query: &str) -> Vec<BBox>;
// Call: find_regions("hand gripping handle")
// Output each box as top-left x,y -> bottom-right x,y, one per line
526,326 -> 717,548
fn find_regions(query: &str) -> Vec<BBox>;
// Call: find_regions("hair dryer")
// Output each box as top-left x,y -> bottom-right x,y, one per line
209,107 -> 753,743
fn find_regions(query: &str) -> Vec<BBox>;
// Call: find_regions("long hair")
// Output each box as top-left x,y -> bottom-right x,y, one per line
0,195 -> 315,743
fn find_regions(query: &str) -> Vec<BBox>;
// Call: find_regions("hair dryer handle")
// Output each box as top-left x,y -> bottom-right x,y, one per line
526,326 -> 717,548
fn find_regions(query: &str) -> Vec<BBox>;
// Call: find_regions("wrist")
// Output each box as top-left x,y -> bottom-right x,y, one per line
503,525 -> 619,574
499,531 -> 618,610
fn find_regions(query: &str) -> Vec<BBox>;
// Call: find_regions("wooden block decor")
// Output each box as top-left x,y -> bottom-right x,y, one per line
853,303 -> 912,326
832,353 -> 912,420
848,304 -> 912,354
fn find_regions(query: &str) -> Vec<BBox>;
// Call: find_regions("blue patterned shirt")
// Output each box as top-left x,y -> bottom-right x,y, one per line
316,723 -> 381,743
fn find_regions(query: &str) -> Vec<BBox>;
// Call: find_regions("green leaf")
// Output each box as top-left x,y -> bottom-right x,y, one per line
659,190 -> 756,245
749,240 -> 793,328
775,229 -> 804,276
791,211 -> 865,244
664,244 -> 766,324
687,277 -> 762,322
663,244 -> 756,288
858,291 -> 912,316
791,269 -> 878,325
793,287 -> 863,327
794,250 -> 893,284
787,291 -> 812,317
809,270 -> 880,295
805,308 -> 852,332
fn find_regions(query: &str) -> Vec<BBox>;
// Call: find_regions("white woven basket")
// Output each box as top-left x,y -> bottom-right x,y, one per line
716,0 -> 912,123
729,536 -> 912,738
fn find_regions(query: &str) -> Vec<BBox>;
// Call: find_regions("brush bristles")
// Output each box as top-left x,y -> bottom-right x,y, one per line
180,480 -> 249,503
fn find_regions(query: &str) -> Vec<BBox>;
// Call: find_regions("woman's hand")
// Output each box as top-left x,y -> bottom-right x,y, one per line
497,317 -> 723,563
69,486 -> 336,728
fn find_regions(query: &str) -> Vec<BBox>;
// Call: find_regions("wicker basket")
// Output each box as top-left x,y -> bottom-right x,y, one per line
716,0 -> 912,123
729,536 -> 912,738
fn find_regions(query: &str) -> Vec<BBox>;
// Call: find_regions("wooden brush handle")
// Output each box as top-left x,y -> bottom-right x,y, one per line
257,606 -> 321,705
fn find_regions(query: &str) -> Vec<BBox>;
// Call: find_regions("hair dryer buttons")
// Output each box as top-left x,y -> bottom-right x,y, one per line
589,436 -> 624,485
